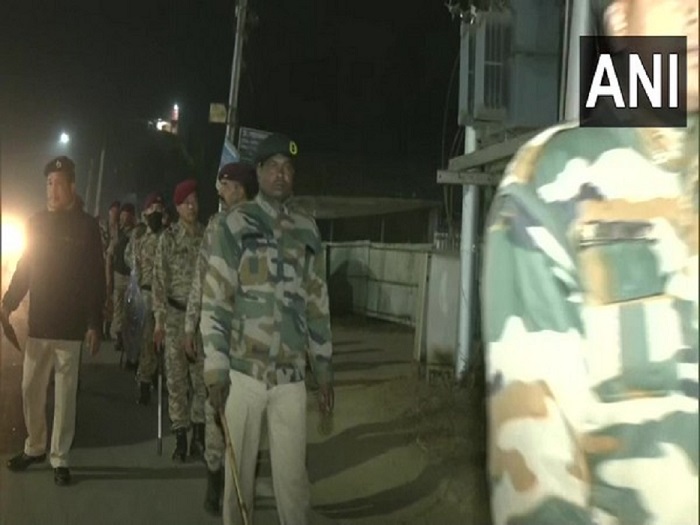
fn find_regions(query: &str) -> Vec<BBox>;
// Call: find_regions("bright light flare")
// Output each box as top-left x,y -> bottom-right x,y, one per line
59,132 -> 70,144
2,217 -> 26,258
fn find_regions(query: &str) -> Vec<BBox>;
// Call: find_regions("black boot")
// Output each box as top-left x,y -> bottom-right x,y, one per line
172,429 -> 188,462
137,382 -> 151,406
203,467 -> 223,516
189,423 -> 205,461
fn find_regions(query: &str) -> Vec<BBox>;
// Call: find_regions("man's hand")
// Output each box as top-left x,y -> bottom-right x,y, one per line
183,332 -> 196,363
208,379 -> 230,412
153,327 -> 165,349
318,384 -> 334,415
85,328 -> 101,356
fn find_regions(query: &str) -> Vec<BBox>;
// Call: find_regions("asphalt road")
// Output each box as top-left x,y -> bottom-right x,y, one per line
0,293 -> 439,525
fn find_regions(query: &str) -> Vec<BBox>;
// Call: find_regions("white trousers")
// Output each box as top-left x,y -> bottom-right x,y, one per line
222,370 -> 310,525
22,337 -> 82,468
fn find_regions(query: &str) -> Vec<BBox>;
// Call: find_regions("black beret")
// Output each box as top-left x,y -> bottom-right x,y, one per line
255,133 -> 298,165
44,156 -> 76,181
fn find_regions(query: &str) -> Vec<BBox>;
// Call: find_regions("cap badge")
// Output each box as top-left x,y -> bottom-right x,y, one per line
289,141 -> 298,156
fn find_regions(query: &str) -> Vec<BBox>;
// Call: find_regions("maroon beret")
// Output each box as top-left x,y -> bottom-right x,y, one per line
218,163 -> 257,195
173,179 -> 198,206
218,162 -> 254,183
143,192 -> 164,210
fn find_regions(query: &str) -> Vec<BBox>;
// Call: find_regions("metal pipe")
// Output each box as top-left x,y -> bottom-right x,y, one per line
455,125 -> 478,382
558,0 -> 572,121
564,0 -> 592,121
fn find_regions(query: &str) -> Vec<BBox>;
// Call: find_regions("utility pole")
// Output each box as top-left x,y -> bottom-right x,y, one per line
226,0 -> 249,146
85,157 -> 95,213
94,145 -> 106,217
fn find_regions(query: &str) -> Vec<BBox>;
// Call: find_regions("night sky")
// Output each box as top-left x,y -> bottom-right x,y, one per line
1,0 -> 460,220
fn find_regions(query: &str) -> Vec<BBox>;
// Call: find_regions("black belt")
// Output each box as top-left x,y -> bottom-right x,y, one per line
140,285 -> 152,292
167,297 -> 187,312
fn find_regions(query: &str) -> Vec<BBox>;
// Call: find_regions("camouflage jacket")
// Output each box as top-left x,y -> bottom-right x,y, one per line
482,116 -> 699,525
124,224 -> 159,289
153,220 -> 204,328
184,210 -> 228,335
200,193 -> 333,389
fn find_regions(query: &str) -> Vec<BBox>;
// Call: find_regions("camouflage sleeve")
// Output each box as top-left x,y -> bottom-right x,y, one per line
305,223 -> 333,386
152,232 -> 169,329
482,189 -> 594,525
184,217 -> 218,334
200,212 -> 241,387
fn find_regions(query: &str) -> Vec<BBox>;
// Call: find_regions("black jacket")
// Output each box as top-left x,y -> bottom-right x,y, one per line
2,206 -> 106,341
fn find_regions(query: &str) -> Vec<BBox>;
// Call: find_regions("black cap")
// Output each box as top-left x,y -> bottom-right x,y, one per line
44,156 -> 76,181
255,133 -> 298,165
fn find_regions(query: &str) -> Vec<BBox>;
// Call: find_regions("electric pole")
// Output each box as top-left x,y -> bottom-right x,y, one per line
226,0 -> 250,146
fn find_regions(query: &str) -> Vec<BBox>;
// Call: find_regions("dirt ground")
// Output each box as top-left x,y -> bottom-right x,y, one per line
380,373 -> 490,525
307,316 -> 493,525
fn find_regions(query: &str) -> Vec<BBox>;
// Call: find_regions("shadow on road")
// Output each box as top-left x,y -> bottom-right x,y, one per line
74,362 -> 170,449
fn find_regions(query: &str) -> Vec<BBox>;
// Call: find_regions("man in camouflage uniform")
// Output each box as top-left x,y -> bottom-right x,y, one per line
184,162 -> 257,516
125,192 -> 166,403
153,179 -> 206,462
201,134 -> 334,525
110,202 -> 137,356
481,1 -> 698,524
100,201 -> 120,339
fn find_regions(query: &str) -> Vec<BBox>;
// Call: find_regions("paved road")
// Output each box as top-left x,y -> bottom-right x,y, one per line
0,307 -> 442,525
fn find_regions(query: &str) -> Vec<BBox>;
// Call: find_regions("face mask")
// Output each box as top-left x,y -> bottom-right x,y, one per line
146,212 -> 163,232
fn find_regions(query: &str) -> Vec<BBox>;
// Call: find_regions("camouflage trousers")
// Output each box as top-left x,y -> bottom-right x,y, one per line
110,272 -> 129,339
136,293 -> 157,383
204,399 -> 225,471
165,308 -> 206,430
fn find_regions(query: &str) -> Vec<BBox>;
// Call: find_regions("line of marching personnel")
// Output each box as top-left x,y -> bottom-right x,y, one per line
2,133 -> 335,525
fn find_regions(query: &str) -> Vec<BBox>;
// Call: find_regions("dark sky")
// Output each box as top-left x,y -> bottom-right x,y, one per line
1,0 -> 460,219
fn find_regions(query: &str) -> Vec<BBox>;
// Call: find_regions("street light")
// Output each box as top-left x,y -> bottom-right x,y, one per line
59,132 -> 70,145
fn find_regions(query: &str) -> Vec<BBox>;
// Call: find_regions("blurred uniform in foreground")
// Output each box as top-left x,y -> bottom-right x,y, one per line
125,192 -> 166,402
201,134 -> 334,525
1,156 -> 105,487
482,1 -> 699,524
184,162 -> 257,516
153,179 -> 206,462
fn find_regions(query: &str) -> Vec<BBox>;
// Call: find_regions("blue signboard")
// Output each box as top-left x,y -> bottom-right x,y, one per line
219,138 -> 240,170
